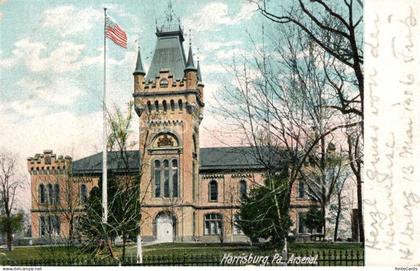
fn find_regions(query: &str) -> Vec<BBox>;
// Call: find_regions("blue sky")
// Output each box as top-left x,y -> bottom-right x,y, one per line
0,0 -> 272,166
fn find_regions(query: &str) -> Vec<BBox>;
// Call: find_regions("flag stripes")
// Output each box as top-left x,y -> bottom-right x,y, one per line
105,15 -> 127,48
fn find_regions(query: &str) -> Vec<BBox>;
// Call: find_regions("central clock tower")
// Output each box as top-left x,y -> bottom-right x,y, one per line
132,19 -> 204,241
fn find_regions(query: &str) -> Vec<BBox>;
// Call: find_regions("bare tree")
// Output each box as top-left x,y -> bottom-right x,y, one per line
301,143 -> 351,238
217,23 -> 358,245
253,0 -> 364,243
0,151 -> 25,251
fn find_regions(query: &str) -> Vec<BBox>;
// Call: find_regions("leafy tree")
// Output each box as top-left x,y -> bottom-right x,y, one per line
237,176 -> 292,247
77,102 -> 140,261
78,176 -> 140,260
303,206 -> 323,234
0,211 -> 24,248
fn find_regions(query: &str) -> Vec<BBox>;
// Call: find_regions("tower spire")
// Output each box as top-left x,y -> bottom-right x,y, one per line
185,30 -> 196,71
133,45 -> 146,75
185,45 -> 196,71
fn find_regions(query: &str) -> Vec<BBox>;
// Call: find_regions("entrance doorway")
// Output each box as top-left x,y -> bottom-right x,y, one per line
155,213 -> 175,243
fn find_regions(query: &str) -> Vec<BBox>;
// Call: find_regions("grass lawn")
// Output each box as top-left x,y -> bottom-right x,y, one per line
0,242 -> 363,263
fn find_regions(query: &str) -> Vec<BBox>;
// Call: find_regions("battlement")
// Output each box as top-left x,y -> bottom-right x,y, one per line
27,150 -> 71,175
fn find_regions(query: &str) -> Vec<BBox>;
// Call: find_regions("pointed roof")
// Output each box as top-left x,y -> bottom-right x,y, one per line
145,2 -> 186,81
133,46 -> 146,75
185,45 -> 196,71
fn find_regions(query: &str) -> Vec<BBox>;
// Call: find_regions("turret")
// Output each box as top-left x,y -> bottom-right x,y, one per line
184,45 -> 197,89
133,46 -> 146,92
196,59 -> 204,101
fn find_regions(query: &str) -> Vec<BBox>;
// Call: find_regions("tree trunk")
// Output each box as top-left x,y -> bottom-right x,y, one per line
106,237 -> 115,259
122,234 -> 127,261
334,194 -> 342,242
6,227 -> 13,251
136,233 -> 143,264
69,216 -> 74,244
321,204 -> 326,240
356,174 -> 364,243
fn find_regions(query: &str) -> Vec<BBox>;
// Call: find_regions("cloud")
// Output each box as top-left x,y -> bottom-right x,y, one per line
201,63 -> 226,74
0,50 -> 18,69
11,38 -> 100,73
17,77 -> 82,107
202,41 -> 243,52
215,48 -> 248,60
184,2 -> 257,32
41,5 -> 101,37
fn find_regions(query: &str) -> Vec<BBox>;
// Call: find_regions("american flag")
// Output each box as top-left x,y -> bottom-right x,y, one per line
105,15 -> 127,48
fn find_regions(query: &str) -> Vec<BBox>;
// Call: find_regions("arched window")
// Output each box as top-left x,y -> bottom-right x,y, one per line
170,100 -> 175,111
209,180 -> 218,201
47,184 -> 53,205
163,160 -> 170,197
54,184 -> 60,205
39,184 -> 46,204
80,184 -> 88,204
147,101 -> 152,112
239,180 -> 247,200
204,213 -> 222,235
154,160 -> 161,197
153,158 -> 179,198
163,100 -> 168,111
298,180 -> 305,198
155,100 -> 159,111
172,159 -> 178,197
178,99 -> 183,111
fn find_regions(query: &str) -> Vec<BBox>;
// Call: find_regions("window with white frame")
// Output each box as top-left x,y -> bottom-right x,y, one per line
204,213 -> 222,235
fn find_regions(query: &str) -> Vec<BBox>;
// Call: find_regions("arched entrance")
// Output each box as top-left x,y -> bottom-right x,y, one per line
155,212 -> 175,243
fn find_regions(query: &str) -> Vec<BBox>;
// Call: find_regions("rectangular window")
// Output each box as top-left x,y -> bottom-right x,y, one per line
298,181 -> 305,198
204,214 -> 223,235
164,169 -> 170,197
192,212 -> 196,237
298,213 -> 305,234
209,181 -> 218,201
40,216 -> 46,237
172,170 -> 178,197
154,169 -> 161,197
233,215 -> 243,235
205,221 -> 210,235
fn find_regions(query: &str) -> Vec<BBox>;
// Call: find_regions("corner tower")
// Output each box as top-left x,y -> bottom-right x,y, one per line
133,8 -> 204,242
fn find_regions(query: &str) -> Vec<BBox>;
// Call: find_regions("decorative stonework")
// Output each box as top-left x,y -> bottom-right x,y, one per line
149,119 -> 183,127
202,174 -> 225,180
157,134 -> 174,147
231,173 -> 253,179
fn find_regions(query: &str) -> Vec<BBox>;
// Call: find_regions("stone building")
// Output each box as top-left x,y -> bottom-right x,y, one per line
28,14 -> 318,243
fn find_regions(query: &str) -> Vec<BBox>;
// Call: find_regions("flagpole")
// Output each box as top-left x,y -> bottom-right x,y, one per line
102,7 -> 108,224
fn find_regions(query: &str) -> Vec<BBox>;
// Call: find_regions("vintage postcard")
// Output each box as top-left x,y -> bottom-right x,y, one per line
0,0 -> 418,269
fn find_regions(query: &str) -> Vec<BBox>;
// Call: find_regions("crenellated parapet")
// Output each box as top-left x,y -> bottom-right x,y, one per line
27,150 -> 71,175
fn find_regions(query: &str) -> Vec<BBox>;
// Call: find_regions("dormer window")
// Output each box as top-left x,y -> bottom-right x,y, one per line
160,79 -> 169,88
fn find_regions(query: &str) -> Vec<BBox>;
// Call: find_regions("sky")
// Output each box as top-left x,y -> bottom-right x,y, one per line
0,0 -> 272,210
